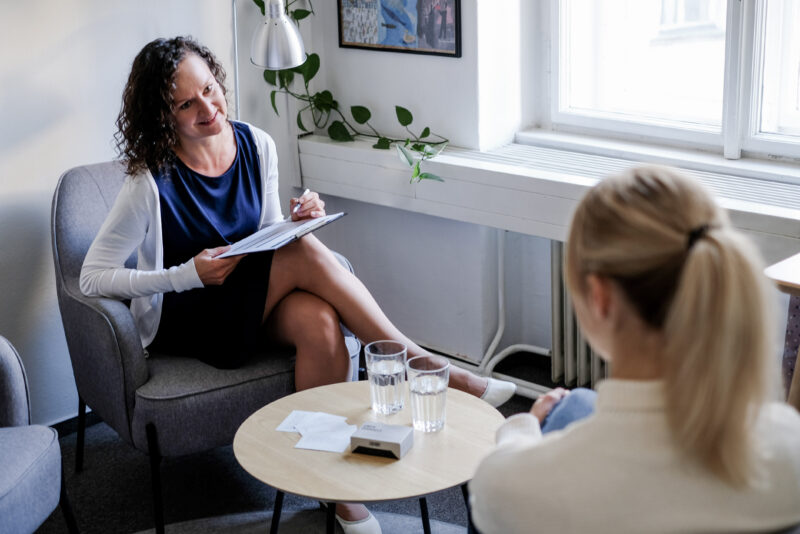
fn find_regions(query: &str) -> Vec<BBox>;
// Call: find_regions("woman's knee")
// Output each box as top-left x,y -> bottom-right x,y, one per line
292,296 -> 342,348
275,236 -> 340,286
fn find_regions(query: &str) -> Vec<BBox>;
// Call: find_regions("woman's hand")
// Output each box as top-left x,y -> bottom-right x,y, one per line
530,387 -> 570,424
290,190 -> 326,221
194,246 -> 245,285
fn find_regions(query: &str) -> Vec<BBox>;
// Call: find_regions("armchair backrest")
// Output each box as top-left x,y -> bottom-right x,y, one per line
0,335 -> 30,427
51,161 -> 135,292
51,162 -> 147,445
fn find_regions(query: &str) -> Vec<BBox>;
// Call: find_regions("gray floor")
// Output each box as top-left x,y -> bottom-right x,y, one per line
38,394 -> 531,534
130,510 -> 466,534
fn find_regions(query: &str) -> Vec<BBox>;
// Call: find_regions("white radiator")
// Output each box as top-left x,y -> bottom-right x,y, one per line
550,241 -> 608,389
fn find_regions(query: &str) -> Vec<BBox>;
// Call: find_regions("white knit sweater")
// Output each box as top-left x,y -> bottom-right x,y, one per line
80,122 -> 283,347
469,379 -> 800,533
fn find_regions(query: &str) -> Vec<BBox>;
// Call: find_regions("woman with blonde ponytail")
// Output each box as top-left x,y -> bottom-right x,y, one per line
470,166 -> 800,534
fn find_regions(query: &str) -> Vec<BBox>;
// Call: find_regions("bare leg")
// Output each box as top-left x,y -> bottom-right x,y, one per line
264,235 -> 490,397
264,291 -> 369,521
265,291 -> 350,391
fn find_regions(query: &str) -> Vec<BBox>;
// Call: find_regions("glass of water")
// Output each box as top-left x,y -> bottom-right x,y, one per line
406,355 -> 450,432
365,340 -> 407,414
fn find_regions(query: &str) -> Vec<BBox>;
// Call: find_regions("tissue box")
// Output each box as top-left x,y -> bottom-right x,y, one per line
350,422 -> 413,459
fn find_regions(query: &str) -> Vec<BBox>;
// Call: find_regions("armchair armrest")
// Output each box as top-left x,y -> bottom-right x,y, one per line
57,288 -> 148,446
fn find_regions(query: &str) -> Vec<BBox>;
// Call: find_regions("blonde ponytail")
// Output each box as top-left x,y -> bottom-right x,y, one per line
566,165 -> 777,486
663,228 -> 773,486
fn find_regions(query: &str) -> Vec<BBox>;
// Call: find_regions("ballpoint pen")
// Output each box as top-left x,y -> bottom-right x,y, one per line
292,188 -> 310,215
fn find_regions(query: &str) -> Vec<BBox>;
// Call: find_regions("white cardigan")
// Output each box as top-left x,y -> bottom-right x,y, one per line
80,122 -> 283,347
469,379 -> 800,534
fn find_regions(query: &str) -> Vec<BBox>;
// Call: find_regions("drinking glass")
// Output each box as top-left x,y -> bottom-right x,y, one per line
365,340 -> 407,414
406,355 -> 450,432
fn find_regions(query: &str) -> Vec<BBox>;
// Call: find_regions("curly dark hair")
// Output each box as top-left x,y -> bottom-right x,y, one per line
114,36 -> 228,176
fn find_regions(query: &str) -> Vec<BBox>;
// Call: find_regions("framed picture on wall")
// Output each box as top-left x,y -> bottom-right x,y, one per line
337,0 -> 461,58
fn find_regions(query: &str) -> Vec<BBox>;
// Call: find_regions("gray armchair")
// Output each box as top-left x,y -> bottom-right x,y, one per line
0,335 -> 79,533
51,161 -> 359,533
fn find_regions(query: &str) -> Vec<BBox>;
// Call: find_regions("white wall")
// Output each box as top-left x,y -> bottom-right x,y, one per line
0,0 -> 549,424
0,1 -> 239,424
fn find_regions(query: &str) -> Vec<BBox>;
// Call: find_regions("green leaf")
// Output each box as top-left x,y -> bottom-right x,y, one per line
418,172 -> 444,182
372,137 -> 391,149
410,143 -> 425,152
278,69 -> 295,89
412,161 -> 421,179
397,144 -> 415,167
296,110 -> 307,132
328,121 -> 354,142
252,0 -> 265,16
396,106 -> 413,126
420,127 -> 430,138
292,8 -> 311,20
351,105 -> 371,124
313,90 -> 334,113
263,69 -> 277,86
294,53 -> 320,85
270,90 -> 279,115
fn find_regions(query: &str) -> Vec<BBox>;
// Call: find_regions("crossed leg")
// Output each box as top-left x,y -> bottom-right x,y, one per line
265,290 -> 351,391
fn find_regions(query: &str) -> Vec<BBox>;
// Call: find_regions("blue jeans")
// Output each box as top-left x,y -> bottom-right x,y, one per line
540,387 -> 597,433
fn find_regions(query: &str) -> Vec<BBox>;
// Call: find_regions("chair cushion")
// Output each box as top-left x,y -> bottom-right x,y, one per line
131,350 -> 296,456
0,336 -> 29,427
0,426 -> 61,533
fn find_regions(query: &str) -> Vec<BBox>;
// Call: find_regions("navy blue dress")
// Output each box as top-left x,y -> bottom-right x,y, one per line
148,121 -> 274,368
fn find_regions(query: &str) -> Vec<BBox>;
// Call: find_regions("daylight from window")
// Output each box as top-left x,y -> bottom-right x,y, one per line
560,0 -> 727,130
760,0 -> 800,138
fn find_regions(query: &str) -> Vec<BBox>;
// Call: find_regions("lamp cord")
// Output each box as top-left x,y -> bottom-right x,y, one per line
232,0 -> 241,121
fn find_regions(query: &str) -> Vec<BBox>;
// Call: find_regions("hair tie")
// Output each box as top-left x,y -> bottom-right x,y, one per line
687,224 -> 710,250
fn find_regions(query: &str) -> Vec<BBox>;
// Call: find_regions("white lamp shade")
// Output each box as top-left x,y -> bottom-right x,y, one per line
250,9 -> 306,70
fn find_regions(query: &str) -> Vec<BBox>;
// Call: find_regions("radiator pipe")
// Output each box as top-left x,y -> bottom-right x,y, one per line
478,229 -> 550,389
232,0 -> 241,121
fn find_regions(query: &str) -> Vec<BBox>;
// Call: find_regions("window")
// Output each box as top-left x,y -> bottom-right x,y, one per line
758,0 -> 800,138
548,0 -> 800,161
659,0 -> 725,38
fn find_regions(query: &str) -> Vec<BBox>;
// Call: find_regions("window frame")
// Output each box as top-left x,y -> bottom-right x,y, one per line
739,0 -> 800,159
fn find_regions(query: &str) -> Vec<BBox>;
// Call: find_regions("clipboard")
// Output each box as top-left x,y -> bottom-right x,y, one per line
218,212 -> 346,257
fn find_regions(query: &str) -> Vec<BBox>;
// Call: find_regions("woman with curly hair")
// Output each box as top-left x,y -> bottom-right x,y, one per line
81,36 -> 515,533
469,166 -> 800,533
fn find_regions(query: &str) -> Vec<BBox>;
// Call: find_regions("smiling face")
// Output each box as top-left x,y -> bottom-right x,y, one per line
171,53 -> 228,144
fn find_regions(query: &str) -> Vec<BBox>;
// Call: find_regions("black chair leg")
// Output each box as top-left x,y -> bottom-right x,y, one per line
75,397 -> 86,472
146,423 -> 165,534
60,465 -> 80,533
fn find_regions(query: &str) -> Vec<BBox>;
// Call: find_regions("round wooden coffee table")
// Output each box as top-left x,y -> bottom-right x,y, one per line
233,380 -> 504,533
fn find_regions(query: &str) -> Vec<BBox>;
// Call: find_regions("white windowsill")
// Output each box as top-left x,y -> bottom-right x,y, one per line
516,129 -> 800,186
298,133 -> 800,264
